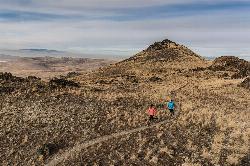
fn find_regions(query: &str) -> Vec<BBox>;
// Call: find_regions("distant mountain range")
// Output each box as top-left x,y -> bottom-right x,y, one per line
19,49 -> 64,53
0,48 -> 249,61
0,49 -> 125,60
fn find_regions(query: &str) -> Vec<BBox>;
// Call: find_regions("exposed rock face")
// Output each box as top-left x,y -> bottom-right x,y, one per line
0,72 -> 80,95
208,56 -> 250,78
146,39 -> 180,51
0,72 -> 25,82
125,39 -> 203,62
240,77 -> 250,89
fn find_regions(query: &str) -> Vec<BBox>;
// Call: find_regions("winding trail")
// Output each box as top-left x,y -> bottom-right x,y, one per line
46,120 -> 168,166
46,83 -> 189,166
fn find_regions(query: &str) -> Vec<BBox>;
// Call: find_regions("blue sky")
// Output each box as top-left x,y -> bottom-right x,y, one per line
0,0 -> 250,59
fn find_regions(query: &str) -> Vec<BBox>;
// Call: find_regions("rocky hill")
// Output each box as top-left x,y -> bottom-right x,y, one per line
84,39 -> 209,89
208,56 -> 250,78
126,39 -> 202,62
0,39 -> 249,166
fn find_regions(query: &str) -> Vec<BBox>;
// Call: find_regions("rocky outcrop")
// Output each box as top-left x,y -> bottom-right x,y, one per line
0,73 -> 26,94
146,39 -> 180,51
0,72 -> 25,82
208,56 -> 250,78
49,78 -> 80,89
0,72 -> 80,95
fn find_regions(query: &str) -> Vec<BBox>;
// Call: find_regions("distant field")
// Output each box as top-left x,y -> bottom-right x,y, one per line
0,55 -> 116,80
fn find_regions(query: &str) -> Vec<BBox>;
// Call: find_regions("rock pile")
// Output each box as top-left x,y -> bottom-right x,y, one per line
49,78 -> 80,89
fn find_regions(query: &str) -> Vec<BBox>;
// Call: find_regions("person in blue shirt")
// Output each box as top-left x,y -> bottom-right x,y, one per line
167,99 -> 175,116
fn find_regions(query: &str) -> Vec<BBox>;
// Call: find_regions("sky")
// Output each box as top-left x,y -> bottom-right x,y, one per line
0,0 -> 250,59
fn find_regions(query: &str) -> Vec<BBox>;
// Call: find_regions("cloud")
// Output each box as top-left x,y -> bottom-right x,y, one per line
1,0 -> 250,16
0,0 -> 249,59
1,0 -> 249,9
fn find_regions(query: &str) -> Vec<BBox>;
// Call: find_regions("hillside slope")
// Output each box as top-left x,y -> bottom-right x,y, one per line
0,39 -> 249,166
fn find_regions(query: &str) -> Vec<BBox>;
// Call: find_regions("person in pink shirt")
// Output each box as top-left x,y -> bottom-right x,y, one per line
147,104 -> 157,123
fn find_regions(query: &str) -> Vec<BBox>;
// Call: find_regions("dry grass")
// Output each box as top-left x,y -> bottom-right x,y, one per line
1,49 -> 249,165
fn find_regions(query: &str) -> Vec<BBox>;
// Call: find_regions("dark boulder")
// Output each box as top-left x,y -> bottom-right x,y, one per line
149,76 -> 163,82
240,77 -> 250,89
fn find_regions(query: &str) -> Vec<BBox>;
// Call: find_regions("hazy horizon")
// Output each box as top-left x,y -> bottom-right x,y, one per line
1,47 -> 250,61
0,0 -> 250,59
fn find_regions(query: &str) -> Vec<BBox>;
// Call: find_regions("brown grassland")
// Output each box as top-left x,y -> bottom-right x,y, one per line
0,39 -> 249,166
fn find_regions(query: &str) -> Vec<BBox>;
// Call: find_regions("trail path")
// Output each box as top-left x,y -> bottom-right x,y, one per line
46,120 -> 168,166
46,83 -> 189,166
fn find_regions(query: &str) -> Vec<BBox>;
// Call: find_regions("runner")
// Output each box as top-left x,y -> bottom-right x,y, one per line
147,104 -> 157,124
167,99 -> 175,116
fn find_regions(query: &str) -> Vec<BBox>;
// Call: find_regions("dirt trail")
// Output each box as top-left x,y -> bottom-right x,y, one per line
46,120 -> 168,166
46,83 -> 188,166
